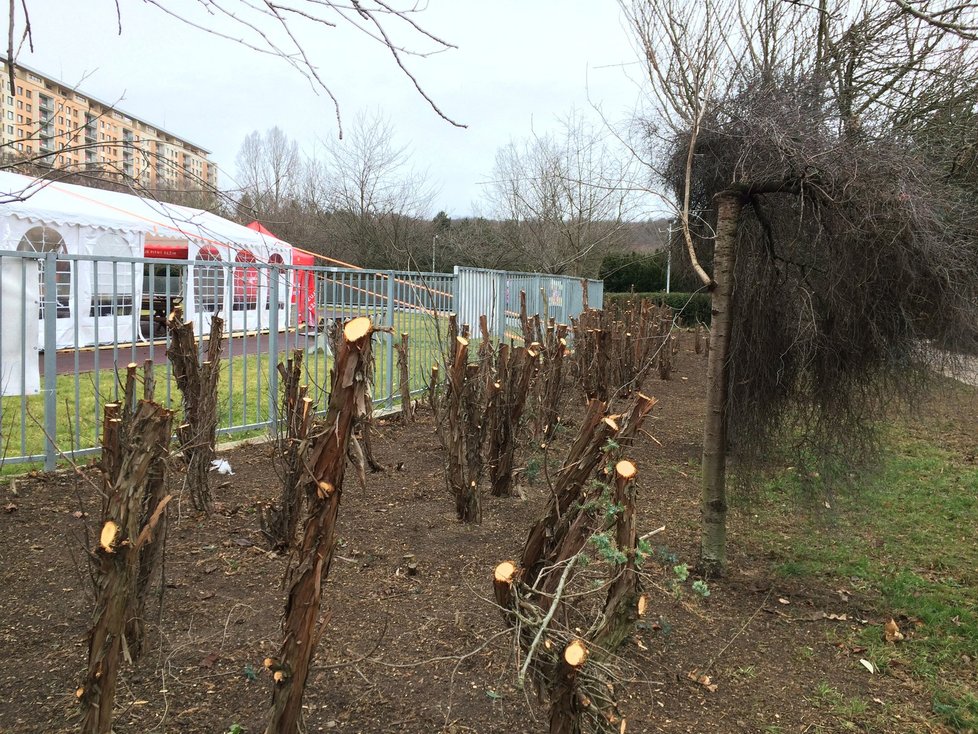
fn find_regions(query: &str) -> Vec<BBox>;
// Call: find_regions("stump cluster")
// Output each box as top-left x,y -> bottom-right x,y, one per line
572,297 -> 680,402
493,393 -> 657,734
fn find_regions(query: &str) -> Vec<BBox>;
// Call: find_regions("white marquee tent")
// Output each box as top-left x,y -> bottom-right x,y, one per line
0,170 -> 299,396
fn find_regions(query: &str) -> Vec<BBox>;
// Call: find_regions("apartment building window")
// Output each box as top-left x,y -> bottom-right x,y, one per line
5,96 -> 11,105
5,110 -> 10,120
16,86 -> 22,94
25,90 -> 30,98
16,100 -> 21,109
16,114 -> 22,122
6,125 -> 11,134
25,103 -> 30,113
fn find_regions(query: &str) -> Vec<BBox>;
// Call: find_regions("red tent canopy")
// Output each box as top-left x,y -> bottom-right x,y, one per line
245,220 -> 278,238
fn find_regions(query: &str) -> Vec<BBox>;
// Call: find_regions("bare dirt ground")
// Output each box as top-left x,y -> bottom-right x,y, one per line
0,340 -> 972,734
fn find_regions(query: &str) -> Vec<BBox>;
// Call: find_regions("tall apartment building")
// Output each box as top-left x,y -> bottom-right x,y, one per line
0,57 -> 216,192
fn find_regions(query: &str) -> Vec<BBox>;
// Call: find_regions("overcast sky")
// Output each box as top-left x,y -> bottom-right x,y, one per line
14,1 -> 651,218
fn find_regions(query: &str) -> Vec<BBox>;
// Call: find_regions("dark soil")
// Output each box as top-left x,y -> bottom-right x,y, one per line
0,340 -> 965,734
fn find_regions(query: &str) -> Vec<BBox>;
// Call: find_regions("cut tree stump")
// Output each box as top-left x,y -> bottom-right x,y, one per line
488,344 -> 537,497
79,399 -> 173,734
445,336 -> 482,523
261,350 -> 315,552
495,394 -> 655,734
264,316 -> 375,734
395,332 -> 414,422
167,306 -> 224,513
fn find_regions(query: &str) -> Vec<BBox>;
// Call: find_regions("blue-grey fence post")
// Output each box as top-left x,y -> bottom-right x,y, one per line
267,264 -> 280,433
532,274 -> 542,321
495,271 -> 506,344
385,271 -> 395,409
43,251 -> 58,471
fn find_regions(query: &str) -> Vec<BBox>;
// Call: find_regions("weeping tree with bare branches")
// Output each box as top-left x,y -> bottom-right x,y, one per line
622,0 -> 978,575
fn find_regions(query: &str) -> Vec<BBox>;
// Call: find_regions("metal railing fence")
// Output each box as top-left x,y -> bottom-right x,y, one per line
0,251 -> 601,469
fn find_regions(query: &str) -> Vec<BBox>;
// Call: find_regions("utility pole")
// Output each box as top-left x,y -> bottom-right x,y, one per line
432,234 -> 439,272
665,221 -> 674,293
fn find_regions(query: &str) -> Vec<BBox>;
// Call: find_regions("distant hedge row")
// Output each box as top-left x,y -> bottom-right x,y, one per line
603,291 -> 712,326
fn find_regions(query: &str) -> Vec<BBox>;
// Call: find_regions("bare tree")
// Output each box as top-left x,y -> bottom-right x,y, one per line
622,0 -> 978,575
488,112 -> 635,277
312,111 -> 435,268
235,127 -> 301,217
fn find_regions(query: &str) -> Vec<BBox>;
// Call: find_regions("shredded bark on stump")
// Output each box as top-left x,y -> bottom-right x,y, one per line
127,361 -> 171,662
488,343 -> 538,497
264,316 -> 374,734
445,336 -> 482,522
79,399 -> 173,734
261,350 -> 315,552
167,306 -> 224,513
394,332 -> 414,421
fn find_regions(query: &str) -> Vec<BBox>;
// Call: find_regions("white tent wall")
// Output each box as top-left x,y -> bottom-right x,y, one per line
74,228 -> 143,347
0,253 -> 40,397
1,214 -> 76,349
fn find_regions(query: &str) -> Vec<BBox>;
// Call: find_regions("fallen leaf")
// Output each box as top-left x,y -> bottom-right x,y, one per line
4,503 -> 17,513
72,510 -> 87,519
232,537 -> 254,548
687,670 -> 718,693
859,658 -> 876,674
884,618 -> 904,643
199,651 -> 220,669
778,597 -> 791,605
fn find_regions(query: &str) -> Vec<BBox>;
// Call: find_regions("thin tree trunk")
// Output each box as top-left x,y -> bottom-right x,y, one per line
699,190 -> 742,577
395,333 -> 413,422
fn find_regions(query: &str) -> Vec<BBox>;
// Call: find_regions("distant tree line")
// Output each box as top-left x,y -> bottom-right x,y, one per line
227,111 -> 655,277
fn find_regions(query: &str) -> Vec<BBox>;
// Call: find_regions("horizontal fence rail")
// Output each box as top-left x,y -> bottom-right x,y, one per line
0,250 -> 601,470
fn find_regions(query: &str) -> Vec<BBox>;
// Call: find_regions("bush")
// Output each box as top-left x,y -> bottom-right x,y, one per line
603,291 -> 712,326
599,251 -> 667,293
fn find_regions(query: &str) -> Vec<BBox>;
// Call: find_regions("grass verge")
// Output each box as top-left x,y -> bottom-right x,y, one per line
751,424 -> 978,731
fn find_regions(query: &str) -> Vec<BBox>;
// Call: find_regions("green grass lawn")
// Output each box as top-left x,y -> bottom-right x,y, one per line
749,406 -> 978,731
0,311 -> 448,472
